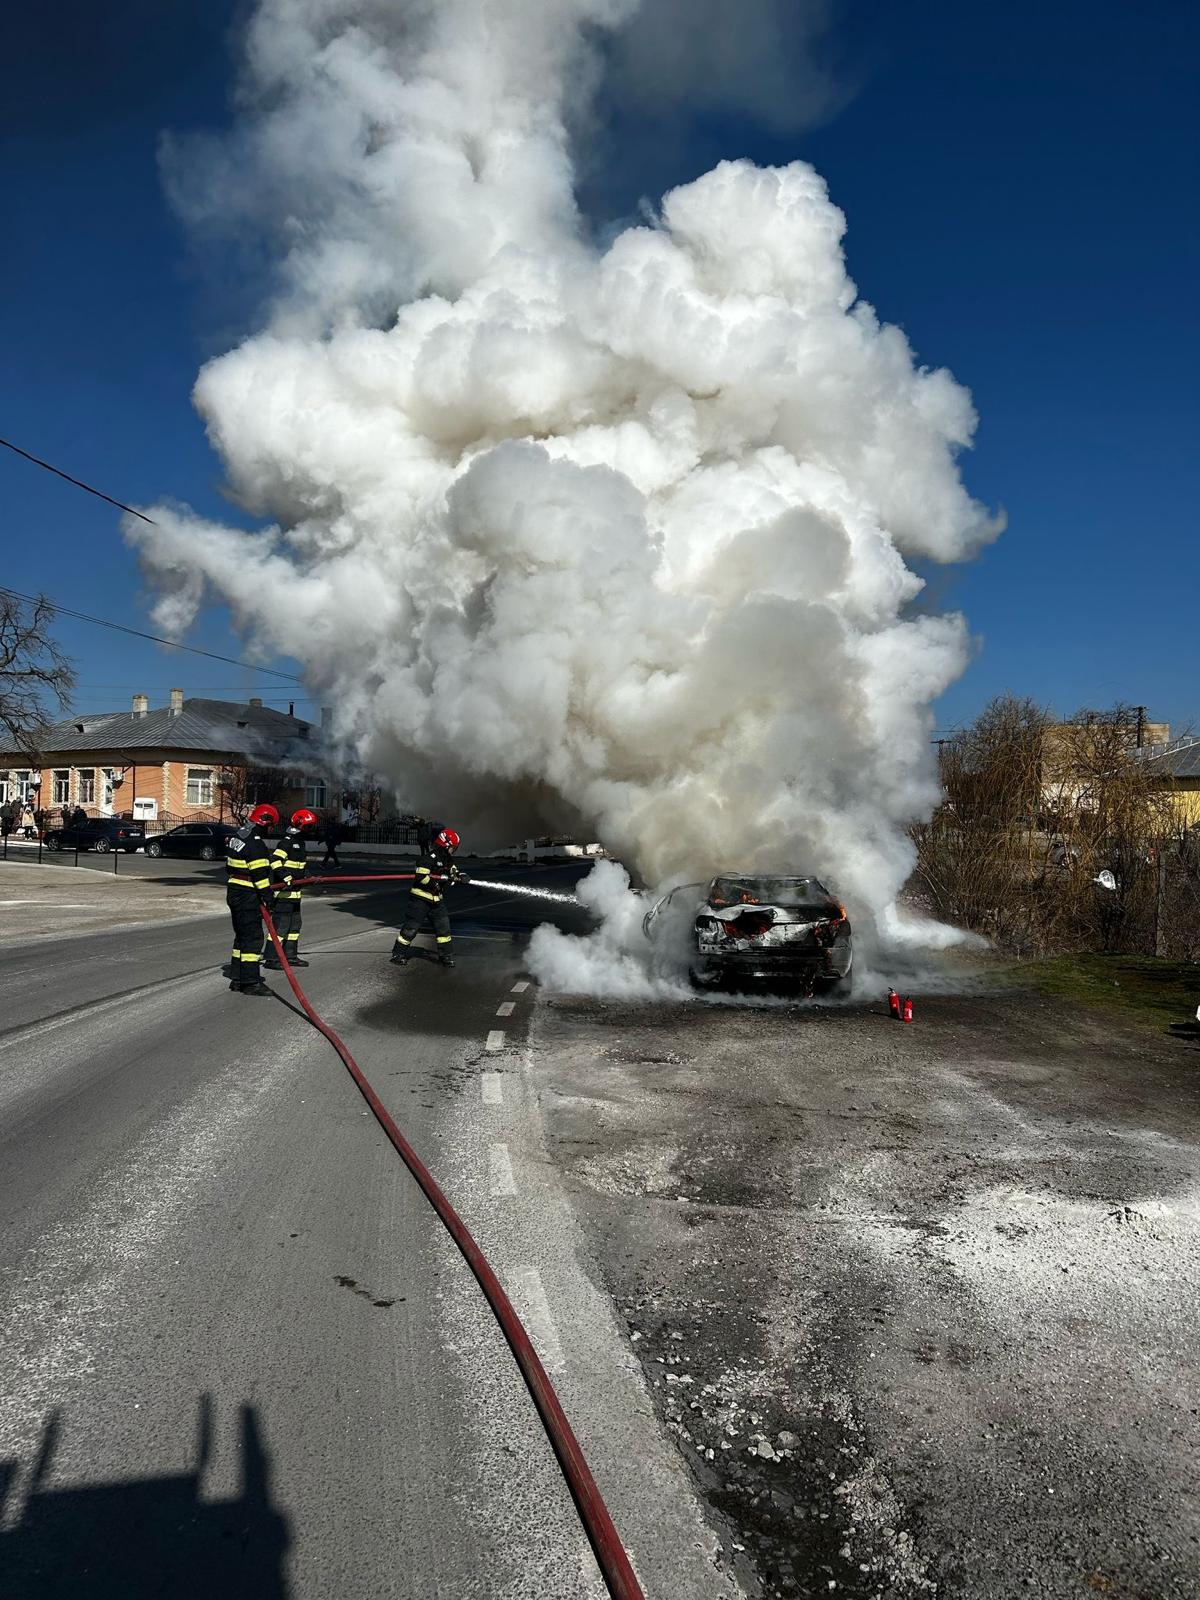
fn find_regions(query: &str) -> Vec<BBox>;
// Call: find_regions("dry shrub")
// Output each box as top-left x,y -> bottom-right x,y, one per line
912,697 -> 1189,957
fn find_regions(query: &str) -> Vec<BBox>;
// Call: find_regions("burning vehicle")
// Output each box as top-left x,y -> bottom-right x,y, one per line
643,875 -> 853,992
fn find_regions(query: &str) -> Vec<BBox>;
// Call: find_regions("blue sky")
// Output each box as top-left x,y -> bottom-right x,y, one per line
1,1 -> 1197,732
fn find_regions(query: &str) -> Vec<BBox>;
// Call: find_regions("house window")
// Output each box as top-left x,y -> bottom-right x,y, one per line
186,767 -> 215,806
53,770 -> 70,805
77,768 -> 96,805
0,774 -> 8,805
304,777 -> 328,809
14,769 -> 34,802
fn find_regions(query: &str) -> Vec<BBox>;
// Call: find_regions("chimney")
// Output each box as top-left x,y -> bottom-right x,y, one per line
249,697 -> 263,708
169,688 -> 184,716
132,694 -> 149,719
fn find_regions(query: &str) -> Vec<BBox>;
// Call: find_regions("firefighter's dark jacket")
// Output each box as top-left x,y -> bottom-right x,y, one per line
271,829 -> 307,900
225,822 -> 274,895
410,846 -> 459,904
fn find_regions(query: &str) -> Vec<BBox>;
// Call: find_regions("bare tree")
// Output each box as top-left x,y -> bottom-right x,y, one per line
216,762 -> 295,822
0,592 -> 75,752
911,696 -> 1180,956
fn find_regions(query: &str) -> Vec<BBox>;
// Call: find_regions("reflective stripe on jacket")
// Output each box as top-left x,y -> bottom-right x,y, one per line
271,833 -> 307,900
226,823 -> 273,892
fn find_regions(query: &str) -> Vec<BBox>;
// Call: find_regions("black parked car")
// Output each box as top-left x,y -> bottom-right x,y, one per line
144,823 -> 237,862
45,817 -> 146,854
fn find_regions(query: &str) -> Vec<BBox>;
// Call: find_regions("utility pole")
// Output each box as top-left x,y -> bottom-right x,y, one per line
1134,705 -> 1147,749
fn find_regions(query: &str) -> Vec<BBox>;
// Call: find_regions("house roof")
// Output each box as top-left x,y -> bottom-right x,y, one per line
1141,735 -> 1200,779
0,698 -> 316,765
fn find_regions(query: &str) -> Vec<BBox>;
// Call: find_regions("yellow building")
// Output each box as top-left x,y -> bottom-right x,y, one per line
1142,736 -> 1200,826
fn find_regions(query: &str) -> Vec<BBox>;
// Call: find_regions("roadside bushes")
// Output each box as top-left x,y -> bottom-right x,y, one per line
911,697 -> 1192,957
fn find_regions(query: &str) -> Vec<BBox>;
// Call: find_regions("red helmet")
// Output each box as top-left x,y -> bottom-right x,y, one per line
291,808 -> 318,829
249,803 -> 280,828
435,827 -> 461,853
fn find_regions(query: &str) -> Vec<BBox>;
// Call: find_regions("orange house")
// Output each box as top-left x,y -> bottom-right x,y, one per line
0,691 -> 331,829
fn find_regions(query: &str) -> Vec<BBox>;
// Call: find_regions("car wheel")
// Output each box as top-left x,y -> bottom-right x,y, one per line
46,835 -> 61,851
93,838 -> 112,854
146,841 -> 163,858
199,845 -> 216,861
815,966 -> 852,993
688,963 -> 723,990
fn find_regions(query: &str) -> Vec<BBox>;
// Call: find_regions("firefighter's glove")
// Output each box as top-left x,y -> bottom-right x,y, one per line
260,893 -> 276,912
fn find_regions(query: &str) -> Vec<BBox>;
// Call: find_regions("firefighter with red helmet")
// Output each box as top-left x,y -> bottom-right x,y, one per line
225,803 -> 279,995
390,825 -> 468,968
266,808 -> 317,968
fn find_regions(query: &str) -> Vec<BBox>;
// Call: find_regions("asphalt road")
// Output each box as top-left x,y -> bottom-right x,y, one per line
532,982 -> 1200,1600
3,854 -> 1198,1600
0,865 -> 734,1600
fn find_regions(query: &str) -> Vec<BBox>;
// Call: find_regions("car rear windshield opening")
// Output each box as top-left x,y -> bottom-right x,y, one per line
709,876 -> 829,909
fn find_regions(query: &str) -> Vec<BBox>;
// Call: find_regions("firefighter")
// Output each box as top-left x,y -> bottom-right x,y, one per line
265,808 -> 316,968
225,803 -> 278,995
390,826 -> 468,968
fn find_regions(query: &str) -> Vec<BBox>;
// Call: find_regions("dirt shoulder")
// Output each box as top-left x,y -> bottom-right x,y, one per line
528,979 -> 1200,1599
0,863 -> 224,947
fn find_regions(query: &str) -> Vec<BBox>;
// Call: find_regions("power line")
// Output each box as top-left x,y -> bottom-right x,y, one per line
0,434 -> 307,685
0,435 -> 156,524
0,585 -> 305,683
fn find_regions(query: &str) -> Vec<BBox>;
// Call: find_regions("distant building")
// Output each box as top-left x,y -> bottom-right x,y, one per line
1139,734 -> 1200,826
0,690 -> 332,826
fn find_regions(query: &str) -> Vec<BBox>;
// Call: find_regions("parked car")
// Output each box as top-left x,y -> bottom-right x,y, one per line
145,823 -> 237,862
643,873 -> 854,991
44,817 -> 146,854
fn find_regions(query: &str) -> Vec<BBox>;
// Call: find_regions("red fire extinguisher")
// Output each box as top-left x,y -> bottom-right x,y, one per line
887,988 -> 900,1018
902,997 -> 913,1023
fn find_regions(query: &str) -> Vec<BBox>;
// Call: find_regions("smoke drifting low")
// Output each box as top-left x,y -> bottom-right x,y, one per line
130,0 -> 1001,972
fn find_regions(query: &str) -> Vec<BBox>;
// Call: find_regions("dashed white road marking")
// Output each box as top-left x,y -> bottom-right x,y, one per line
495,1001 -> 515,1018
485,1029 -> 505,1052
481,1073 -> 503,1106
511,981 -> 530,994
488,1142 -> 517,1196
504,1266 -> 566,1374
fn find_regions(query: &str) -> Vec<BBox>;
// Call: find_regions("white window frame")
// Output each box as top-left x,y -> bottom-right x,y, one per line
304,776 -> 328,809
77,768 -> 96,805
186,766 -> 215,807
0,774 -> 8,805
14,769 -> 35,803
53,769 -> 71,805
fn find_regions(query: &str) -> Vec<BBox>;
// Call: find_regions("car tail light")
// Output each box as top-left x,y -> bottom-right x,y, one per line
815,907 -> 848,947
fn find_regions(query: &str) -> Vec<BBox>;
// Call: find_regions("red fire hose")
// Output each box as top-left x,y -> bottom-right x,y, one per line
259,904 -> 644,1600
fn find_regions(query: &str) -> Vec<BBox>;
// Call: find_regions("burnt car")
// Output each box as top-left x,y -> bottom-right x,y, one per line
643,874 -> 853,991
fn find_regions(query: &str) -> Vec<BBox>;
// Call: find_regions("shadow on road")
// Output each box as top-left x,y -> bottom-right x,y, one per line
0,1398 -> 291,1598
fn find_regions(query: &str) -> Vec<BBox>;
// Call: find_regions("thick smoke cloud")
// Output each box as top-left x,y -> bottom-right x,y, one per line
131,0 -> 1001,951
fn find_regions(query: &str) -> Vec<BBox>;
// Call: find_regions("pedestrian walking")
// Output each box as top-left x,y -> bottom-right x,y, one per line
265,808 -> 316,969
0,801 -> 14,841
225,804 -> 278,996
321,815 -> 341,868
390,826 -> 468,969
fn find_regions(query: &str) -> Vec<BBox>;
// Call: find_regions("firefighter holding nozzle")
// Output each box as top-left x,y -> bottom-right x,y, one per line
390,826 -> 468,969
225,803 -> 280,996
266,808 -> 318,968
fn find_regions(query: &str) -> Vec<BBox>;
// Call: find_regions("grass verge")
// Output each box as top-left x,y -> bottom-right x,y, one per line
1025,954 -> 1200,1033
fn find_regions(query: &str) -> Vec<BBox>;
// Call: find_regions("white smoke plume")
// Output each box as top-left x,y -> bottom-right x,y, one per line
130,0 -> 1002,979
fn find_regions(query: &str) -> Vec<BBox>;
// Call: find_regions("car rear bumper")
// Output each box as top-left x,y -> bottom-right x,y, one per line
694,941 -> 853,983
